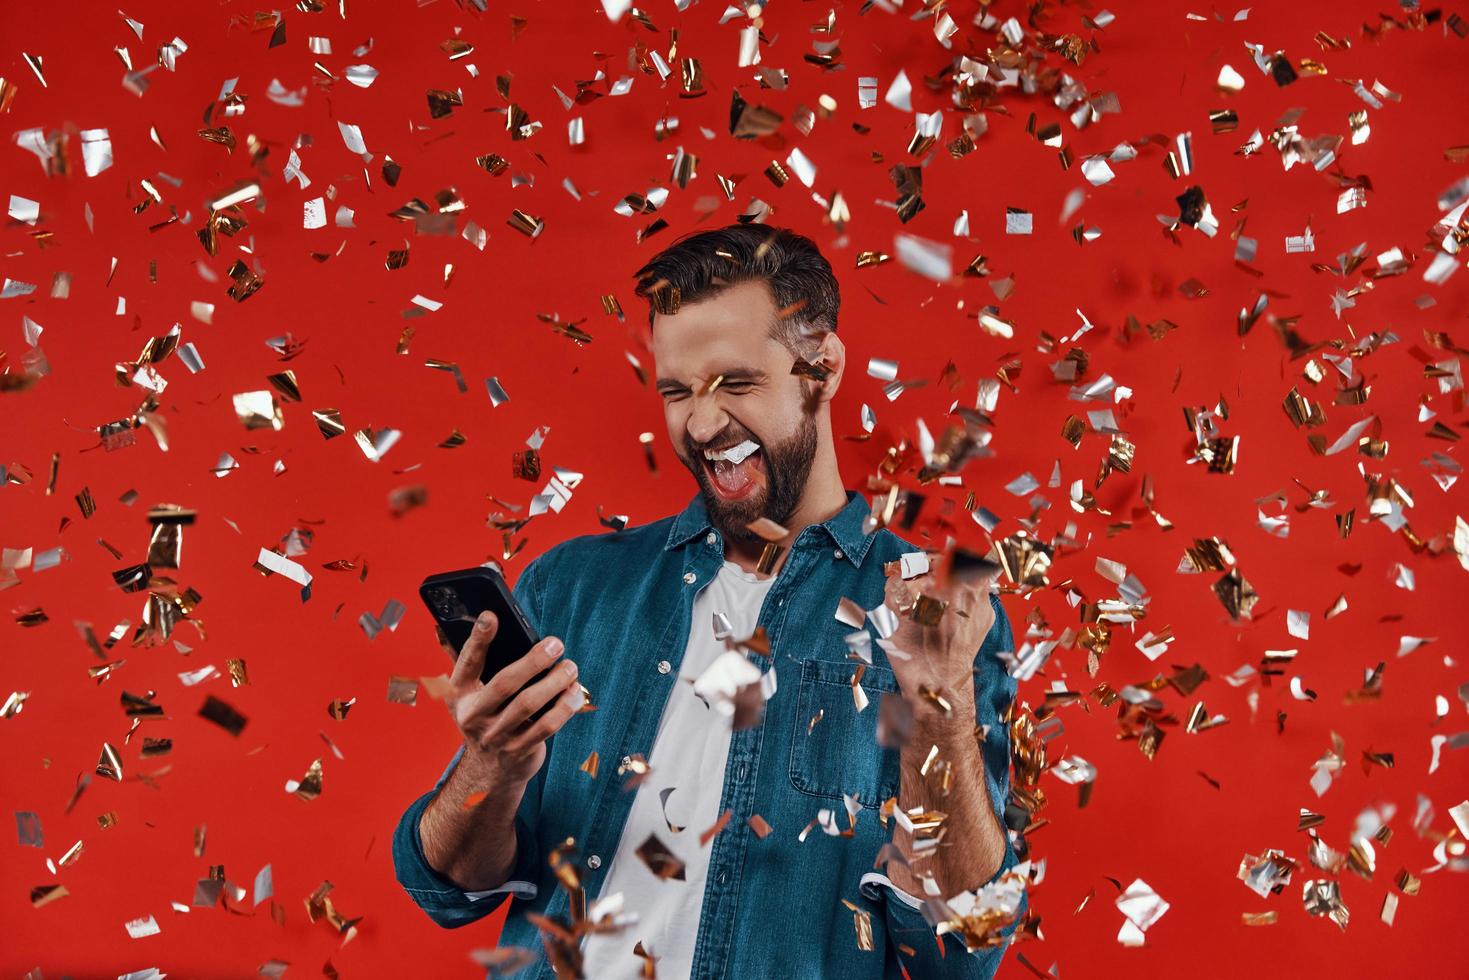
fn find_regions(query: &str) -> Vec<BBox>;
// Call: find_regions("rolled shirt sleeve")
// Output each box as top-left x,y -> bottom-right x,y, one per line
391,743 -> 546,928
390,555 -> 554,928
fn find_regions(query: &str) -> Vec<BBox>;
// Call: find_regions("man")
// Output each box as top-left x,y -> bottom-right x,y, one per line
392,224 -> 1028,979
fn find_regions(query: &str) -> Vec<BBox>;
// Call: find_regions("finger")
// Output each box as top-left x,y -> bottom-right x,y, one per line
495,657 -> 580,734
458,636 -> 567,724
503,683 -> 586,754
449,611 -> 498,688
475,636 -> 566,711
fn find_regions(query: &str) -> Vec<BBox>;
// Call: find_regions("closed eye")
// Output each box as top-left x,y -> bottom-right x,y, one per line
719,382 -> 754,393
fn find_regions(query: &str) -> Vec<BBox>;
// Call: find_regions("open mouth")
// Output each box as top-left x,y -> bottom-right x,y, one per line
701,441 -> 764,499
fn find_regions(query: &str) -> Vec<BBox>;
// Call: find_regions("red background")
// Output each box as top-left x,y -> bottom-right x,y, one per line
3,0 -> 1467,976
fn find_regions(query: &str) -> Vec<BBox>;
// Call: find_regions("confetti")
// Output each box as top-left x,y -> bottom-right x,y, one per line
1115,878 -> 1169,945
2,5 -> 1465,974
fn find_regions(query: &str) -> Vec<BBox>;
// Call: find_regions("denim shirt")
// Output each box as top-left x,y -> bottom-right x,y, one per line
392,489 -> 1027,979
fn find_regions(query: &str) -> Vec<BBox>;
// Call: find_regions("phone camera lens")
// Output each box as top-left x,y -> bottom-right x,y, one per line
428,586 -> 458,618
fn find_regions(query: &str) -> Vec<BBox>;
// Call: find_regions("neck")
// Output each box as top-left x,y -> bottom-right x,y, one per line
724,439 -> 847,578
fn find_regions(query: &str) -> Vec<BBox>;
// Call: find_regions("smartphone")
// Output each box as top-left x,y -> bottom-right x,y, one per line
419,565 -> 558,723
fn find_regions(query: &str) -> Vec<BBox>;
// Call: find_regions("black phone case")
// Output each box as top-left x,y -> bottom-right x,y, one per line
419,566 -> 557,722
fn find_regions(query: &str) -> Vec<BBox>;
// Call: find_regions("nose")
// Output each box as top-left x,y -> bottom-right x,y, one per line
686,395 -> 730,448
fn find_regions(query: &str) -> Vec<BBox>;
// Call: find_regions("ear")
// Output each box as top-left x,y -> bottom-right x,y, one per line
810,330 -> 845,405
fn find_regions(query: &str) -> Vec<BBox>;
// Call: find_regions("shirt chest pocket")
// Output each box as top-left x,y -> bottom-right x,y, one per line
788,657 -> 903,809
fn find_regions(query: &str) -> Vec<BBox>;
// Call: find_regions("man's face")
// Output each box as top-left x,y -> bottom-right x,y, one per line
651,280 -> 823,546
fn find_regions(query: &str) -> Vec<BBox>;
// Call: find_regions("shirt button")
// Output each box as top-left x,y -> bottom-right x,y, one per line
657,660 -> 671,674
716,870 -> 727,884
683,571 -> 697,585
621,755 -> 632,768
706,531 -> 717,545
587,854 -> 601,870
833,548 -> 844,559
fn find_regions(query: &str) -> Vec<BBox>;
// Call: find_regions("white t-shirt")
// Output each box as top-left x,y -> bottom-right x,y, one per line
579,559 -> 778,978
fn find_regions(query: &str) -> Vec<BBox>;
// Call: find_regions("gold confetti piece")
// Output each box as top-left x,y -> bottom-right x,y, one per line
304,880 -> 361,944
851,668 -> 870,714
122,691 -> 163,717
617,752 -> 652,788
634,832 -> 685,880
31,884 -> 68,908
233,390 -> 282,431
354,426 -> 401,463
286,758 -> 324,801
225,259 -> 264,301
476,153 -> 509,175
425,359 -> 467,393
96,742 -> 123,781
744,517 -> 789,542
198,694 -> 248,736
140,737 -> 171,757
1212,567 -> 1259,620
755,542 -> 783,575
264,370 -> 301,403
145,525 -> 181,570
1362,748 -> 1395,772
512,448 -> 541,481
1303,879 -> 1349,930
747,814 -> 772,839
328,697 -> 355,720
695,808 -> 733,849
503,103 -> 541,141
440,38 -> 473,60
225,658 -> 248,686
910,593 -> 947,626
841,899 -> 875,951
3,691 -> 31,717
580,751 -> 599,779
313,408 -> 344,439
426,88 -> 463,118
729,89 -> 782,139
507,209 -> 543,238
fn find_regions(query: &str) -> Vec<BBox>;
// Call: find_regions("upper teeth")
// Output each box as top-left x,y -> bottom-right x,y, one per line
703,439 -> 760,464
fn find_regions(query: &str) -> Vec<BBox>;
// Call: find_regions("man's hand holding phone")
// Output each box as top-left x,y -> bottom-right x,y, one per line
446,610 -> 585,789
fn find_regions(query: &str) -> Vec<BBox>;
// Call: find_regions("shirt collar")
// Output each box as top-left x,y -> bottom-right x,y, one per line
664,488 -> 876,567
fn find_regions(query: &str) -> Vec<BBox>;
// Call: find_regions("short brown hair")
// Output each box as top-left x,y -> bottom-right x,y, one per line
633,223 -> 839,356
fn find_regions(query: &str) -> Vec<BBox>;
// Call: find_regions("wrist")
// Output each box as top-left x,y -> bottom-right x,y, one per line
455,745 -> 534,799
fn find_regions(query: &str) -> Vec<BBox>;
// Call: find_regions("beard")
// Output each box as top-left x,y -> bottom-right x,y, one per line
680,410 -> 819,546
